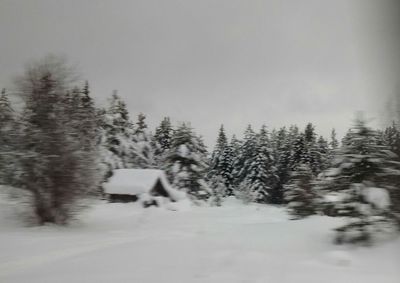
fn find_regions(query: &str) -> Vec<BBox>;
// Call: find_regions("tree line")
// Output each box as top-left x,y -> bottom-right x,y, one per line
0,56 -> 399,245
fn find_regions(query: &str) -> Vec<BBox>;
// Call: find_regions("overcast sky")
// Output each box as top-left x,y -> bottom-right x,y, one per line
1,0 -> 399,146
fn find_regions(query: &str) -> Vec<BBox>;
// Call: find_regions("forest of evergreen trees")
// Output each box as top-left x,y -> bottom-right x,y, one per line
1,56 -> 400,244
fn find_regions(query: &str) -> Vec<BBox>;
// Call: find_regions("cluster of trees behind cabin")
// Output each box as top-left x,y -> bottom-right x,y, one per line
0,56 -> 399,245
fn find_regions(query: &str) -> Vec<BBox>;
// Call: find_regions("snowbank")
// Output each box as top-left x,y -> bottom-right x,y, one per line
362,187 -> 391,209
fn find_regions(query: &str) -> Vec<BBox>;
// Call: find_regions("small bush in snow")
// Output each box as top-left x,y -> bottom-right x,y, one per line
284,163 -> 316,219
208,175 -> 227,207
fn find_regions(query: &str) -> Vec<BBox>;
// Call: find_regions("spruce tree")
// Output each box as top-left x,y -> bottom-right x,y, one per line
210,125 -> 228,173
229,134 -> 242,194
302,123 -> 321,175
291,132 -> 306,170
209,125 -> 234,195
153,117 -> 173,154
99,92 -> 134,178
330,128 -> 339,150
0,88 -> 16,185
0,88 -> 14,127
233,125 -> 257,185
304,123 -> 316,144
218,144 -> 234,195
152,117 -> 173,168
230,134 -> 242,157
134,113 -> 147,135
165,123 -> 210,202
273,127 -> 292,204
383,122 -> 400,215
315,135 -> 330,173
239,126 -> 278,203
323,117 -> 400,244
70,82 -> 98,151
130,113 -> 157,169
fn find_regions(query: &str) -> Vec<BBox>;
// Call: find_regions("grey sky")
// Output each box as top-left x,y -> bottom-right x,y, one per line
0,0 -> 399,146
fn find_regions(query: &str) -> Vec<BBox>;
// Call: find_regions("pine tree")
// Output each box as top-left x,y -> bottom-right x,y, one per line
291,132 -> 306,170
153,117 -> 173,154
302,123 -> 321,175
208,125 -> 234,195
134,113 -> 147,135
284,163 -> 316,218
218,144 -> 234,195
165,123 -> 210,202
383,122 -> 400,215
229,134 -> 242,194
230,134 -> 242,157
315,135 -> 330,173
70,82 -> 98,151
330,128 -> 339,150
304,123 -> 316,144
273,126 -> 292,204
152,117 -> 173,168
0,88 -> 14,127
99,91 -> 134,178
210,125 -> 228,173
233,125 -> 257,185
130,113 -> 157,169
231,125 -> 281,203
0,88 -> 16,185
323,117 -> 400,244
238,126 -> 278,203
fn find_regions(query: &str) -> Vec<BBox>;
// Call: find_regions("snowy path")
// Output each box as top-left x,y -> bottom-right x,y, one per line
0,198 -> 399,283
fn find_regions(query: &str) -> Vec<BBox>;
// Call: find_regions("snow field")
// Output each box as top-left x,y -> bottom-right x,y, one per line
0,196 -> 399,283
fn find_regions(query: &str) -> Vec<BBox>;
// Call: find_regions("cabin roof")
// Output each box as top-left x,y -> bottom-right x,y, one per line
103,169 -> 184,201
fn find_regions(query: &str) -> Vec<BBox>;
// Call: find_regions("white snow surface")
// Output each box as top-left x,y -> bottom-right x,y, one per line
363,187 -> 391,209
103,169 -> 185,201
0,194 -> 399,283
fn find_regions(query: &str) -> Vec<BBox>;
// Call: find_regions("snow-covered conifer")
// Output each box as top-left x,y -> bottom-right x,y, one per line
272,127 -> 292,204
0,88 -> 16,185
209,125 -> 234,195
323,117 -> 400,244
130,113 -> 157,169
383,122 -> 400,216
153,117 -> 173,154
165,123 -> 210,202
233,125 -> 257,185
209,125 -> 228,173
284,163 -> 316,218
330,128 -> 339,150
99,92 -> 134,178
152,117 -> 173,168
243,126 -> 278,203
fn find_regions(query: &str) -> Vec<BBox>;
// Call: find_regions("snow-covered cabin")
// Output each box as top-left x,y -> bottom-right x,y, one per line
103,169 -> 183,206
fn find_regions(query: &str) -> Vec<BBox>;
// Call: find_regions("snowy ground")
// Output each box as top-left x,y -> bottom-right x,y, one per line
0,194 -> 399,283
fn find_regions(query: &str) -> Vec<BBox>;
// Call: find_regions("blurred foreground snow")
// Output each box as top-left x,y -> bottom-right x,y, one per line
0,194 -> 399,283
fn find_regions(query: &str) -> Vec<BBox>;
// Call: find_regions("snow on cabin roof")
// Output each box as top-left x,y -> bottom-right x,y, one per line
103,169 -> 184,201
104,169 -> 166,195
